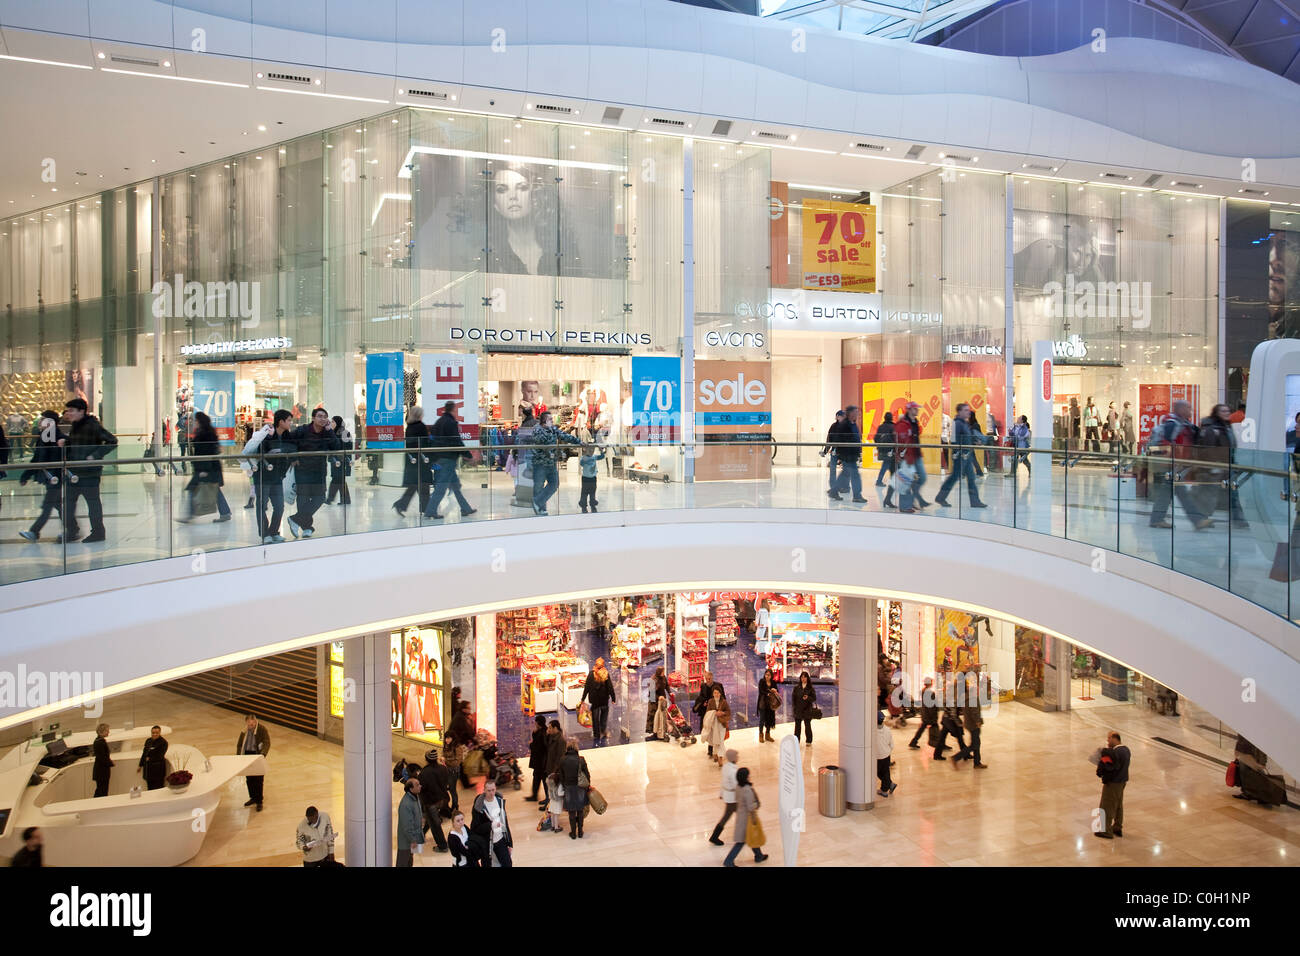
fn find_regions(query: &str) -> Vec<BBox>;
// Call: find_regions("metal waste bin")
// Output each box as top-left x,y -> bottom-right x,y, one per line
818,765 -> 846,817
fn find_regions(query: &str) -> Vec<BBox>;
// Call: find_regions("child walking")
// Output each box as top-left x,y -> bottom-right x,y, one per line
579,444 -> 606,513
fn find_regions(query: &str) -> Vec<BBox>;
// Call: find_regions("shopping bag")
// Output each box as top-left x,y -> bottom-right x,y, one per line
927,725 -> 941,747
577,702 -> 592,728
587,787 -> 607,815
745,812 -> 765,848
1269,542 -> 1300,582
1225,760 -> 1239,788
191,482 -> 218,517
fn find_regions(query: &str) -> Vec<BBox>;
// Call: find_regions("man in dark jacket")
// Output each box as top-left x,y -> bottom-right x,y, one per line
908,677 -> 939,749
417,751 -> 451,853
18,410 -> 69,542
250,409 -> 295,543
524,715 -> 548,802
424,400 -> 477,519
1196,403 -> 1248,528
832,405 -> 866,502
935,404 -> 986,509
1095,731 -> 1130,838
9,827 -> 42,867
92,723 -> 114,797
138,724 -> 169,791
693,670 -> 724,741
544,719 -> 566,782
236,714 -> 271,811
820,409 -> 846,497
874,412 -> 898,505
469,780 -> 513,867
284,408 -> 342,538
579,657 -> 616,745
58,398 -> 117,543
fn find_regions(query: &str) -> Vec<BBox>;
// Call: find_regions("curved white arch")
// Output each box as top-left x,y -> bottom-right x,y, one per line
2,509 -> 1296,774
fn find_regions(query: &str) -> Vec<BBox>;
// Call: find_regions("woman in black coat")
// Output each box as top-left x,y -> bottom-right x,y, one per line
558,739 -> 590,840
756,667 -> 779,743
393,406 -> 432,516
180,411 -> 232,522
18,410 -> 67,541
92,723 -> 114,797
790,671 -> 817,745
525,715 -> 547,802
325,416 -> 353,505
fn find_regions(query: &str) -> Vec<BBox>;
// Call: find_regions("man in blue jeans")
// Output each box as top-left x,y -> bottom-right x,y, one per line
424,401 -> 477,520
529,411 -> 579,515
832,406 -> 866,503
820,409 -> 846,497
934,403 -> 986,509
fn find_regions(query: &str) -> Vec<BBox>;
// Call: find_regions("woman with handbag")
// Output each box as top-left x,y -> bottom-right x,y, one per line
756,668 -> 780,742
559,738 -> 591,840
723,768 -> 769,866
790,671 -> 817,745
703,686 -> 731,765
178,412 -> 232,523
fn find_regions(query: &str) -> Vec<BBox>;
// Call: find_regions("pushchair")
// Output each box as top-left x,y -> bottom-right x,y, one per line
662,694 -> 697,747
486,746 -> 524,790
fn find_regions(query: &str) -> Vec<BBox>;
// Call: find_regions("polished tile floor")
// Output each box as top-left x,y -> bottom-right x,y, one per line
64,684 -> 1300,867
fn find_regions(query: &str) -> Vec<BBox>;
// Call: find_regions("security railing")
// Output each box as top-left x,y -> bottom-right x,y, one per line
2,439 -> 1295,626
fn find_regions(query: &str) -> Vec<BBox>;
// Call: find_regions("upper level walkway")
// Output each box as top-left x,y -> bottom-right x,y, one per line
1,443 -> 1296,773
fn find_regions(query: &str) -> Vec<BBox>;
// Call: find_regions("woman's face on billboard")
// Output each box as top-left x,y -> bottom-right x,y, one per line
493,169 -> 531,220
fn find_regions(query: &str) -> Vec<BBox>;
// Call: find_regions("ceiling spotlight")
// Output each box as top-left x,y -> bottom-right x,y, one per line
257,124 -> 267,132
256,72 -> 264,78
162,60 -> 171,67
314,79 -> 321,85
97,52 -> 105,59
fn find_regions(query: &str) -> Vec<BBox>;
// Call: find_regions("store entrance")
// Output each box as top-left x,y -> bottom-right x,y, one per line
180,358 -> 309,447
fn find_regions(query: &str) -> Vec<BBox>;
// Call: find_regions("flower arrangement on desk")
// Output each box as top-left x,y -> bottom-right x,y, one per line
165,770 -> 193,789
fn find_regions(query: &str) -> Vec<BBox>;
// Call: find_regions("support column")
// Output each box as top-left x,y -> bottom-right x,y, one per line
682,137 -> 696,496
838,596 -> 874,810
344,632 -> 393,866
151,177 -> 162,459
474,614 -> 497,737
323,350 -> 354,425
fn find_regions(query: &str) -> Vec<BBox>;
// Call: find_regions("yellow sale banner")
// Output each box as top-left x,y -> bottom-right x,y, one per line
863,378 -> 942,470
801,199 -> 876,293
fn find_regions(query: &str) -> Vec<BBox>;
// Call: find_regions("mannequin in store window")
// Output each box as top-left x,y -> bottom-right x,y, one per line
1084,398 -> 1101,454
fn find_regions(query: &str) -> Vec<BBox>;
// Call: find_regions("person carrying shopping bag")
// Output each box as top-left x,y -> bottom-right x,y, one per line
723,768 -> 769,866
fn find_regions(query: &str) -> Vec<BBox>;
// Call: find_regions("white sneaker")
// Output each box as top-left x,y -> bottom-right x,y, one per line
302,528 -> 315,538
286,516 -> 301,538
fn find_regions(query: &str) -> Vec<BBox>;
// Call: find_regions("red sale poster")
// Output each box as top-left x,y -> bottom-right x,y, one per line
1137,384 -> 1200,449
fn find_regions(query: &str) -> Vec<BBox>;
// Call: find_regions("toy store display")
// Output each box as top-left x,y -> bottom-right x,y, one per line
609,614 -> 665,669
761,594 -> 840,682
520,651 -> 586,716
712,599 -> 737,646
679,602 -> 710,693
496,604 -> 573,671
559,663 -> 589,710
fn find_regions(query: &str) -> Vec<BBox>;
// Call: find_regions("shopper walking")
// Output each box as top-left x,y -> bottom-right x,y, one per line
296,806 -> 336,867
424,400 -> 477,519
895,401 -> 929,513
178,411 -> 232,523
9,827 -> 42,867
790,671 -> 817,745
645,666 -> 671,742
1120,402 -> 1137,457
530,411 -> 580,515
137,724 -> 169,791
821,409 -> 847,497
707,748 -> 740,846
393,405 -> 432,517
875,712 -> 897,797
285,407 -> 342,538
578,443 -> 606,513
417,750 -> 452,854
243,409 -> 294,543
579,657 -> 615,745
559,738 -> 591,840
1009,416 -> 1032,479
702,686 -> 731,764
934,702 -> 964,762
953,679 -> 987,769
469,779 -> 514,867
935,404 -> 986,509
18,410 -> 69,542
58,398 -> 117,543
236,714 -> 270,811
968,411 -> 987,477
831,406 -> 867,502
722,768 -> 769,866
92,723 -> 113,797
756,668 -> 780,742
448,811 -> 475,868
694,670 -> 724,743
908,677 -> 938,749
396,776 -> 424,866
874,412 -> 897,504
544,719 -> 567,830
324,416 -> 353,505
1147,400 -> 1210,530
1196,403 -> 1249,528
1094,731 -> 1130,839
524,715 -> 548,802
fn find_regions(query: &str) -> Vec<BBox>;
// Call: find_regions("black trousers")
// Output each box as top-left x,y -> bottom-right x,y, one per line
143,762 -> 167,790
29,482 -> 69,535
910,717 -> 936,747
394,482 -> 429,514
579,476 -> 598,510
793,715 -> 813,742
326,471 -> 351,504
710,802 -> 736,841
876,756 -> 893,791
246,774 -> 264,805
93,771 -> 110,797
254,476 -> 285,537
68,482 -> 105,537
530,768 -> 544,800
421,801 -> 448,849
291,481 -> 327,530
591,704 -> 609,738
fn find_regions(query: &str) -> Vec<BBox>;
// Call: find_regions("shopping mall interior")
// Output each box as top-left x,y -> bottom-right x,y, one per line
1,0 -> 1299,891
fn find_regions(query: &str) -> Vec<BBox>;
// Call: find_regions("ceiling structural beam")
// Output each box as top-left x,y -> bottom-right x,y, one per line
908,0 -> 932,42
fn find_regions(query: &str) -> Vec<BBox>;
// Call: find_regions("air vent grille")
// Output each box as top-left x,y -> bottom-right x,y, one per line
1099,172 -> 1132,181
755,130 -> 790,141
1023,163 -> 1055,172
1239,187 -> 1269,196
601,106 -> 624,124
534,103 -> 573,115
110,54 -> 159,67
266,71 -> 312,85
712,120 -> 733,137
853,142 -> 885,151
943,152 -> 973,162
904,144 -> 926,159
650,117 -> 686,128
1169,181 -> 1202,189
1142,174 -> 1163,187
405,87 -> 448,100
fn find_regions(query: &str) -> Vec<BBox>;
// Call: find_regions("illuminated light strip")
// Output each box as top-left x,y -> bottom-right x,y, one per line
879,192 -> 942,203
102,67 -> 248,87
742,141 -> 837,154
395,102 -> 518,118
838,151 -> 929,165
928,162 -> 1009,178
396,144 -> 625,179
257,84 -> 389,104
370,191 -> 411,227
788,183 -> 868,194
0,53 -> 92,69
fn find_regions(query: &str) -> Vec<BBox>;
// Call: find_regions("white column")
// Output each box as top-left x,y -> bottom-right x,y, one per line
838,596 -> 874,810
682,137 -> 696,494
344,632 -> 393,866
1004,175 -> 1016,431
323,351 -> 353,424
151,176 -> 162,458
474,614 -> 497,737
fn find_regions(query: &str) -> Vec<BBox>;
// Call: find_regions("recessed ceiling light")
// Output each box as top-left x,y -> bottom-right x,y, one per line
255,156 -> 262,160
97,52 -> 105,59
257,124 -> 267,132
314,79 -> 321,85
162,60 -> 171,67
279,148 -> 286,154
256,72 -> 263,79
